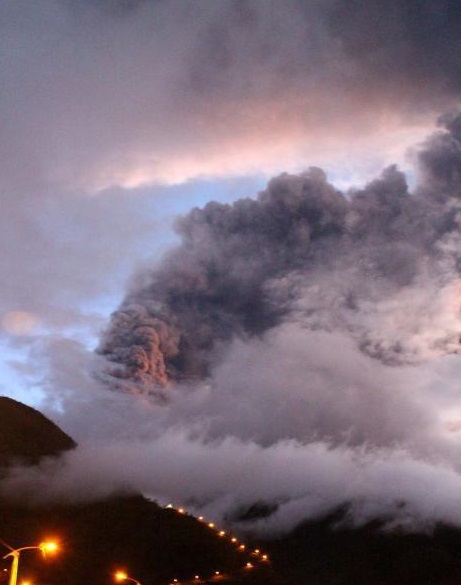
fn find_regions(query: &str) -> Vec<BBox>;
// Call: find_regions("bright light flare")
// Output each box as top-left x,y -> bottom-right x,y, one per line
39,542 -> 58,554
114,572 -> 128,582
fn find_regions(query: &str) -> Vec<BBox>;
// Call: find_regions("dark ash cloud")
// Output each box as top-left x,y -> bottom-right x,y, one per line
417,111 -> 461,197
326,0 -> 461,95
98,167 -> 348,387
98,114 -> 461,395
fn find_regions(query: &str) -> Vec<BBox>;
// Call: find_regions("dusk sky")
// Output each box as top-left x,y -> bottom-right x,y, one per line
3,0 -> 461,536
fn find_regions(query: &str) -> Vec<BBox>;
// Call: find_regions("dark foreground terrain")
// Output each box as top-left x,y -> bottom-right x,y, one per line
262,512 -> 461,585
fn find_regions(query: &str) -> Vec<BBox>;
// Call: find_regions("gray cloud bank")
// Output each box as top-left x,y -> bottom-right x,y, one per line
2,0 -> 461,330
3,0 -> 461,192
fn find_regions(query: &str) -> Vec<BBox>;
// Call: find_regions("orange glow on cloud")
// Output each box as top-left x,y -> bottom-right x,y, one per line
90,90 -> 440,191
2,311 -> 39,336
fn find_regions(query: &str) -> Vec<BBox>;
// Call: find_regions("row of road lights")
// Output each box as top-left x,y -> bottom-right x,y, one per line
2,507 -> 269,585
171,505 -> 270,560
164,504 -> 270,583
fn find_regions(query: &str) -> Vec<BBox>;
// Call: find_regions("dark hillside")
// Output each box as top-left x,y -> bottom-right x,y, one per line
0,398 -> 280,585
261,512 -> 461,585
0,496 -> 281,585
0,396 -> 76,466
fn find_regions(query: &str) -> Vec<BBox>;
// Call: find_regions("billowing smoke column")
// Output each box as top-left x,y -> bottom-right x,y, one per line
98,113 -> 461,395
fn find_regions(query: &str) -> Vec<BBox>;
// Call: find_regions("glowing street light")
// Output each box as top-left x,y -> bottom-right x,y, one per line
114,570 -> 142,585
3,541 -> 59,585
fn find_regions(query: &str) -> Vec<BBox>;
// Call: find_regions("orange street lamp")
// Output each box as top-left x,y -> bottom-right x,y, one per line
114,570 -> 142,585
3,541 -> 58,585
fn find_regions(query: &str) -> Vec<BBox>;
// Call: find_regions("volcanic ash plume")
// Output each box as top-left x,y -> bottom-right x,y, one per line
98,113 -> 461,395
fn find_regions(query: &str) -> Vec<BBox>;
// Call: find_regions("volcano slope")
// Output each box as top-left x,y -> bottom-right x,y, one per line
0,397 -> 281,585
